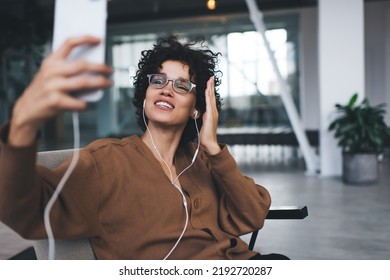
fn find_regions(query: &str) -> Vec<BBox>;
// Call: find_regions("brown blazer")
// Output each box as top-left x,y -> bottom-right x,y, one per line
0,125 -> 271,259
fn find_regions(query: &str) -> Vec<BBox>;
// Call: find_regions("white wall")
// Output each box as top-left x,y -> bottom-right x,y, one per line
298,1 -> 390,129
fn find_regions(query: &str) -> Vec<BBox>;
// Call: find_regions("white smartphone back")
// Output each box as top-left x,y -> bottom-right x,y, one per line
52,0 -> 107,102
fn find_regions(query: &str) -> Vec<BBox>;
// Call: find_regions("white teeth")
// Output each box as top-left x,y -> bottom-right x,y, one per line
155,101 -> 173,109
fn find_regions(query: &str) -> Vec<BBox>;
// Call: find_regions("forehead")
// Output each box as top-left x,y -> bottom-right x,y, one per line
159,60 -> 190,79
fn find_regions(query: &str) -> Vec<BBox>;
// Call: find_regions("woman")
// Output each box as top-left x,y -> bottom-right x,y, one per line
0,35 -> 277,260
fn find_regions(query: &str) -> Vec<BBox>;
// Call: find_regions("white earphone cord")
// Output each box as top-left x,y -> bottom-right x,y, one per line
43,111 -> 80,260
44,105 -> 199,260
143,102 -> 200,260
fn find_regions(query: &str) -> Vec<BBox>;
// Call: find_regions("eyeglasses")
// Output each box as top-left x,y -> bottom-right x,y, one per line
147,73 -> 196,95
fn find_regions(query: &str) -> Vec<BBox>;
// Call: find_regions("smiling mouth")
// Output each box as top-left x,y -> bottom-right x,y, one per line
155,101 -> 174,109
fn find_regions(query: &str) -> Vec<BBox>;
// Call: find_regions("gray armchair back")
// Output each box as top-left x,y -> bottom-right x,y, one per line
35,149 -> 96,260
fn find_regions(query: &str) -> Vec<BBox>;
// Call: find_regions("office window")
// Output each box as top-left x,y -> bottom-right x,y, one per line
23,13 -> 300,150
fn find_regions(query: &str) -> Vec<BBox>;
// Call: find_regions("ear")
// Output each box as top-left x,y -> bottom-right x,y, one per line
192,110 -> 199,119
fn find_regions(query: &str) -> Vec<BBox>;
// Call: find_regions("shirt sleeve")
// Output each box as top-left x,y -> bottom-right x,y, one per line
204,145 -> 271,236
0,123 -> 102,240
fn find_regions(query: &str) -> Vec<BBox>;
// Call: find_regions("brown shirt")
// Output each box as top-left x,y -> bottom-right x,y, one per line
0,126 -> 271,259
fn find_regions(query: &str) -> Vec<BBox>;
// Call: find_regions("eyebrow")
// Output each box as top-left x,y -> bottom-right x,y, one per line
156,72 -> 191,82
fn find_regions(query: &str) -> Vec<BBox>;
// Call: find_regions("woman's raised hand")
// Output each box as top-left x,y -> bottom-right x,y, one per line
199,76 -> 221,155
9,36 -> 112,147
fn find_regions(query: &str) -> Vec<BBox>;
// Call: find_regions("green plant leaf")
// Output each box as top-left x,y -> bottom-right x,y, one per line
363,97 -> 370,107
329,93 -> 388,153
347,93 -> 358,108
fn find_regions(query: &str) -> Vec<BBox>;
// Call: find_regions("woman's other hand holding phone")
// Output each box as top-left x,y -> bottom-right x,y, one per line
9,36 -> 112,147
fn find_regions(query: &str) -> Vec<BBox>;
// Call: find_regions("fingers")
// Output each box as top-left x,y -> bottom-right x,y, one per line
39,35 -> 112,94
63,61 -> 112,77
46,92 -> 88,112
48,59 -> 112,78
200,76 -> 221,155
205,76 -> 217,116
52,36 -> 101,60
43,36 -> 111,78
56,74 -> 112,92
202,76 -> 218,132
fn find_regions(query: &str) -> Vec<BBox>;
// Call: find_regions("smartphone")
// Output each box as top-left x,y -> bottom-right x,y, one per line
52,0 -> 107,102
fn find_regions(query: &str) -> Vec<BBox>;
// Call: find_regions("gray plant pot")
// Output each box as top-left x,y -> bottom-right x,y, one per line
342,153 -> 378,184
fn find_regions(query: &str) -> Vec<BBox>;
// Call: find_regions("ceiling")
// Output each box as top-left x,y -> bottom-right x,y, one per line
2,0 -> 389,25
104,0 -> 318,24
1,0 -> 389,49
2,0 -> 319,25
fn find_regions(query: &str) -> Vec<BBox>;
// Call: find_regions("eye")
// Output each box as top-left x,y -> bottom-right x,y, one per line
175,79 -> 192,92
150,74 -> 166,87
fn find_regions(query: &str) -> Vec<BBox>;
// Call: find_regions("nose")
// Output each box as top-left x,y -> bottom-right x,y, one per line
162,80 -> 174,96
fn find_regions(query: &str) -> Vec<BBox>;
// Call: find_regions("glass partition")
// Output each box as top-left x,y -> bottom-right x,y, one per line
7,13 -> 301,151
103,14 -> 300,139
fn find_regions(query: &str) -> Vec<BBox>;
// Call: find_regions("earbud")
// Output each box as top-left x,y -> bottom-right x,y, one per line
143,99 -> 146,108
193,110 -> 198,118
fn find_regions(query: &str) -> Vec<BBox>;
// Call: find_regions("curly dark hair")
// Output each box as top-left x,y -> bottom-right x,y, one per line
132,35 -> 222,145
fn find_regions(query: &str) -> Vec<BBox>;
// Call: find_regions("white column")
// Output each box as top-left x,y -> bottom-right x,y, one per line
318,0 -> 365,176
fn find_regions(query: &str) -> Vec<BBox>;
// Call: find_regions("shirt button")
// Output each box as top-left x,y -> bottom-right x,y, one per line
193,199 -> 200,209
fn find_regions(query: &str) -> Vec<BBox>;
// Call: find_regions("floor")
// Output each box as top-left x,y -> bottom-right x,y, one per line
239,148 -> 390,260
1,146 -> 389,260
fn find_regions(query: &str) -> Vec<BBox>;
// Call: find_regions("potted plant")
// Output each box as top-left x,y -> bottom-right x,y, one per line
328,93 -> 390,184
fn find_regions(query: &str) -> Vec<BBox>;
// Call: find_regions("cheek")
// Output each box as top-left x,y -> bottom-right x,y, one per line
143,89 -> 154,113
184,97 -> 197,115
144,87 -> 154,102
145,86 -> 152,96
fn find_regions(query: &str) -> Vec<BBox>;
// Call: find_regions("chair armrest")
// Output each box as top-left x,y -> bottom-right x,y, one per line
266,206 -> 308,220
248,206 -> 308,251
